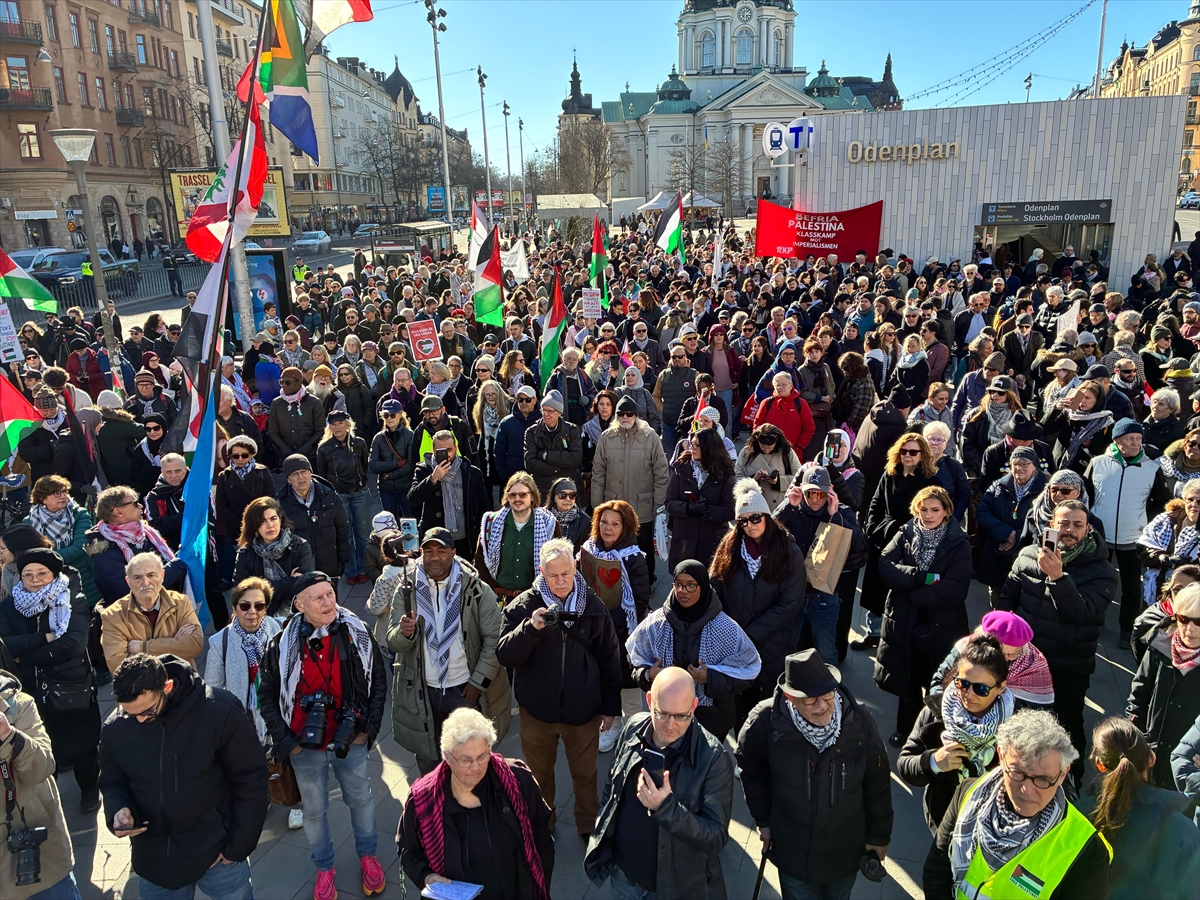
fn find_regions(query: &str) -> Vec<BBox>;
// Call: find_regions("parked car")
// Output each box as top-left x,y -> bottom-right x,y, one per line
31,248 -> 140,297
7,247 -> 68,271
291,230 -> 331,254
166,240 -> 201,265
353,223 -> 379,239
1180,192 -> 1200,209
243,241 -> 263,250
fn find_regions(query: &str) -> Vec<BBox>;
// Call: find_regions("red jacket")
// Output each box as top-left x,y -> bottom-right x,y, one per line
753,391 -> 815,452
66,348 -> 105,401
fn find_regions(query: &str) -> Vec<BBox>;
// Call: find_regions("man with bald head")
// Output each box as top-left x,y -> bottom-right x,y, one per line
584,667 -> 734,899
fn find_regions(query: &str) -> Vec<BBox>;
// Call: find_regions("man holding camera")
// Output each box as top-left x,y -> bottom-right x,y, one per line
497,538 -> 622,839
584,667 -> 734,899
259,572 -> 388,900
99,653 -> 267,900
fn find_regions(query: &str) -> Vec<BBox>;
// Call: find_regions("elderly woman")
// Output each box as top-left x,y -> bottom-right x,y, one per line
924,421 -> 970,522
221,356 -> 254,411
1160,428 -> 1200,497
82,484 -> 186,606
24,474 -> 99,606
0,546 -> 102,813
398,707 -> 554,900
423,360 -> 462,417
898,634 -> 1015,833
232,496 -> 315,615
922,710 -> 1110,899
1143,387 -> 1184,458
734,424 -> 802,510
1128,582 -> 1200,788
977,447 -> 1047,597
931,611 -> 1054,709
615,365 -> 660,432
1137,478 -> 1200,608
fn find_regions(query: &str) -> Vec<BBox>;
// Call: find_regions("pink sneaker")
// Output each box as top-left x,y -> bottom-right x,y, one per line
314,867 -> 337,900
361,855 -> 386,896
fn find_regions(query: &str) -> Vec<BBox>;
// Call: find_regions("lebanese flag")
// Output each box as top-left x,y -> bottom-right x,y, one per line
540,268 -> 567,388
303,0 -> 373,59
186,99 -> 268,262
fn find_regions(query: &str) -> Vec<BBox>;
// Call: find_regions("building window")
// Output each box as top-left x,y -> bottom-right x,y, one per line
123,83 -> 133,107
68,11 -> 79,47
104,133 -> 116,165
142,86 -> 153,115
135,34 -> 146,64
699,31 -> 714,68
133,137 -> 144,167
120,134 -> 131,166
773,29 -> 784,66
735,29 -> 753,66
53,66 -> 65,101
1188,130 -> 1195,148
88,141 -> 98,165
95,77 -> 106,108
187,10 -> 193,38
105,24 -> 114,56
174,95 -> 183,124
118,30 -> 126,54
87,19 -> 98,53
163,0 -> 171,29
77,72 -> 89,105
6,56 -> 30,90
17,123 -> 40,159
44,5 -> 57,42
169,49 -> 178,77
193,57 -> 202,84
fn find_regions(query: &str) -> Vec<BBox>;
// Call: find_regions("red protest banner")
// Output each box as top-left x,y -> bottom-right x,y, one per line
793,200 -> 884,261
754,199 -> 799,258
408,319 -> 442,362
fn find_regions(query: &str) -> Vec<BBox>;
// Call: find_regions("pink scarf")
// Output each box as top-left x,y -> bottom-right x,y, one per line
98,519 -> 175,563
279,384 -> 305,407
1005,643 -> 1055,704
410,754 -> 548,900
1171,628 -> 1200,673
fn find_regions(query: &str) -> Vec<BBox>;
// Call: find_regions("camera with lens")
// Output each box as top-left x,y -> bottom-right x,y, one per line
328,707 -> 362,758
7,824 -> 47,886
298,691 -> 330,750
541,609 -> 578,629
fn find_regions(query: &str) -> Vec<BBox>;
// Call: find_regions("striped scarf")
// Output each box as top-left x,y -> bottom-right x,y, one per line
414,559 -> 464,688
409,755 -> 549,900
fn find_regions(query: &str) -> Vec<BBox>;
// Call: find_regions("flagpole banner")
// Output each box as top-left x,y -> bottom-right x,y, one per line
408,320 -> 442,362
793,200 -> 884,261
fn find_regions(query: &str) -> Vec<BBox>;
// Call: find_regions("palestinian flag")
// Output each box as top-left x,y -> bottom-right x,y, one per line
540,268 -> 567,388
473,226 -> 504,327
0,249 -> 57,313
1010,865 -> 1046,898
652,190 -> 685,267
468,200 -> 489,272
589,214 -> 608,308
0,376 -> 40,465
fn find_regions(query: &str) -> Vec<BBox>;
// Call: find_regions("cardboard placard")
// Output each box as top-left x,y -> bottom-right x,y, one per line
0,302 -> 22,364
408,319 -> 442,362
581,288 -> 603,320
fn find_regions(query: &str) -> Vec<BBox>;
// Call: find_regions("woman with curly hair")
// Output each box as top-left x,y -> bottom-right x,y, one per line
833,351 -> 877,434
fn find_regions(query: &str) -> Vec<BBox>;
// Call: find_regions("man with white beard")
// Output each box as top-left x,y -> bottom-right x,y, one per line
308,364 -> 346,415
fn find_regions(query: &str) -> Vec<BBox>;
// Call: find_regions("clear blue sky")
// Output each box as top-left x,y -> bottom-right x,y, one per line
325,0 -> 1184,168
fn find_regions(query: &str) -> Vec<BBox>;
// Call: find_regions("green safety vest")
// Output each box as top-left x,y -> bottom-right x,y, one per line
417,426 -> 461,461
292,263 -> 309,282
954,778 -> 1111,900
80,261 -> 93,276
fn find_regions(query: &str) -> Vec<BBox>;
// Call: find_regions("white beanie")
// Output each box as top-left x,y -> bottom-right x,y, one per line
733,478 -> 772,517
372,511 -> 398,533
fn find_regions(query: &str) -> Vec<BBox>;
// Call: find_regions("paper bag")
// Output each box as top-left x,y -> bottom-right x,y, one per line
804,521 -> 853,595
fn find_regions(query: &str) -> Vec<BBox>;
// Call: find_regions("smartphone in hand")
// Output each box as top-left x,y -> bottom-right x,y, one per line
641,747 -> 666,789
1041,528 -> 1059,554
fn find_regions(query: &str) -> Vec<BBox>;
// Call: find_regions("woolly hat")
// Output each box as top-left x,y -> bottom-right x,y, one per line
733,478 -> 772,517
282,454 -> 312,477
96,390 -> 122,409
1010,446 -> 1040,466
69,338 -> 87,351
475,355 -> 495,373
980,610 -> 1034,648
1152,325 -> 1173,341
887,385 -> 912,409
16,548 -> 63,578
615,396 -> 638,417
540,389 -> 565,414
372,511 -> 398,533
312,365 -> 333,380
1112,418 -> 1143,439
280,366 -> 304,382
33,389 -> 59,411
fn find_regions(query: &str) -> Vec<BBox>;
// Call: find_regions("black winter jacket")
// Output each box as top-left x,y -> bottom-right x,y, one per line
496,584 -> 622,725
993,532 -> 1119,674
315,433 -> 369,494
368,425 -> 415,495
144,476 -> 185,551
408,457 -> 490,551
736,685 -> 893,885
232,533 -> 316,615
664,461 -> 735,572
276,477 -> 349,578
1128,628 -> 1200,787
523,419 -> 584,499
852,400 -> 910,503
98,658 -> 268,890
213,464 -> 275,542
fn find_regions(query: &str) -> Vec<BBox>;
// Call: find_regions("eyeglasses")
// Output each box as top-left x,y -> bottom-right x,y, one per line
737,513 -> 766,528
120,693 -> 165,723
956,677 -> 998,698
230,452 -> 252,461
798,692 -> 834,708
1176,613 -> 1200,627
1001,761 -> 1064,790
237,601 -> 267,612
651,707 -> 694,725
899,448 -> 921,457
672,580 -> 700,593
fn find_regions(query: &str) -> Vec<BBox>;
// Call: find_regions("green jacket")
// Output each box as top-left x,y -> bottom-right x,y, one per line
386,558 -> 510,760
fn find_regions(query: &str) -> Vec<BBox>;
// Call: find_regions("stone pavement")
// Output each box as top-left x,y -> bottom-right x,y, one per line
61,562 -> 1134,899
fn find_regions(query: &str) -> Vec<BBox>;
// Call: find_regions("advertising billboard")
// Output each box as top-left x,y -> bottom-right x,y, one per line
427,185 -> 446,214
451,185 -> 469,212
170,166 -> 290,238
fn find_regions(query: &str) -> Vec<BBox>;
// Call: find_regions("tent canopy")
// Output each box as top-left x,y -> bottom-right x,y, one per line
636,191 -> 673,212
683,192 -> 721,208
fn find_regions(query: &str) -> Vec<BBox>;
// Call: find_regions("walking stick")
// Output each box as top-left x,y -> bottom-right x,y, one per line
752,838 -> 772,900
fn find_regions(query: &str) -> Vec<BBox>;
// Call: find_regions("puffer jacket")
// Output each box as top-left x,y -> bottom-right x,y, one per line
385,558 -> 511,760
315,433 -> 370,495
494,406 -> 540,482
335,367 -> 377,441
585,712 -> 734,899
368,425 -> 415,496
1083,447 -> 1169,546
1170,716 -> 1200,826
590,419 -> 670,524
664,459 -> 735,572
736,685 -> 893,885
1128,626 -> 1200,787
976,472 -> 1047,587
83,526 -> 187,605
993,531 -> 1119,674
232,532 -> 315,616
276,477 -> 349,578
95,407 -> 145,487
0,675 -> 74,899
523,418 -> 584,499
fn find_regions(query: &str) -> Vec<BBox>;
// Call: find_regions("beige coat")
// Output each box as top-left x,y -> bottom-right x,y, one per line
0,676 -> 74,899
99,588 -> 204,674
734,445 -> 803,510
590,419 -> 670,524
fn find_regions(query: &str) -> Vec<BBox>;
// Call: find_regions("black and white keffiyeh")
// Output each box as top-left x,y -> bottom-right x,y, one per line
909,521 -> 949,570
785,689 -> 843,751
28,501 -> 76,550
739,539 -> 762,580
940,685 -> 1014,776
414,558 -> 464,688
482,507 -> 555,579
12,574 -> 72,638
626,608 -> 761,706
251,529 -> 294,584
535,570 -> 588,628
277,607 -> 374,726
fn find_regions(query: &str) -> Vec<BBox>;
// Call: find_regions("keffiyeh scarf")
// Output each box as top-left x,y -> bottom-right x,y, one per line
251,529 -> 294,583
482,403 -> 501,440
985,402 -> 1015,445
230,617 -> 270,718
1159,452 -> 1200,497
1172,627 -> 1200,673
98,519 -> 175,562
223,372 -> 254,411
740,538 -> 763,580
909,521 -> 949,570
414,558 -> 464,687
439,456 -> 463,535
41,408 -> 65,434
29,501 -> 76,550
950,768 -> 1065,886
12,574 -> 72,638
785,690 -> 843,752
581,538 -> 642,632
1137,510 -> 1200,604
1004,643 -> 1055,704
425,380 -> 451,399
941,685 -> 1014,777
277,607 -> 374,726
626,607 -> 762,706
279,384 -> 306,408
535,570 -> 588,628
1064,409 -> 1113,467
691,459 -> 709,489
1044,375 -> 1081,410
482,507 -> 555,580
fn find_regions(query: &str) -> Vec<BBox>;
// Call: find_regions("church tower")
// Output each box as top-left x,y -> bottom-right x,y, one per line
676,0 -> 797,76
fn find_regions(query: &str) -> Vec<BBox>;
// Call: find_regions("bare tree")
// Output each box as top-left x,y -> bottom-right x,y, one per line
666,135 -> 707,200
705,137 -> 745,212
557,119 -> 629,197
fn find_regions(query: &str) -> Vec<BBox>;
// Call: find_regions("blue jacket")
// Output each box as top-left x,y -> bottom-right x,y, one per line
1170,716 -> 1200,826
83,525 -> 186,605
255,359 -> 282,405
950,369 -> 987,433
976,472 -> 1046,587
494,407 -> 541,482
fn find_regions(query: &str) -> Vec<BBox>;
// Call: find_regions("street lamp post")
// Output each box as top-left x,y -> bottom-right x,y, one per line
518,118 -> 526,231
425,1 -> 453,224
478,67 -> 493,226
49,128 -> 118,360
503,101 -> 513,228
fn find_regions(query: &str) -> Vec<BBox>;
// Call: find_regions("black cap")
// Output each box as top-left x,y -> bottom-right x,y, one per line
1083,364 -> 1111,381
780,649 -> 841,699
292,571 -> 332,597
326,409 -> 349,424
421,526 -> 454,548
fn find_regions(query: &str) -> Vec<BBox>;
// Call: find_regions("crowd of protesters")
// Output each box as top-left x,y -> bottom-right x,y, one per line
0,224 -> 1197,900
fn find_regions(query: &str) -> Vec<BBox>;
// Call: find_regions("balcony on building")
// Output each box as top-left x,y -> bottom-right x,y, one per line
0,86 -> 54,111
116,107 -> 145,127
211,0 -> 245,24
108,52 -> 139,73
215,39 -> 233,57
128,9 -> 161,26
0,19 -> 43,43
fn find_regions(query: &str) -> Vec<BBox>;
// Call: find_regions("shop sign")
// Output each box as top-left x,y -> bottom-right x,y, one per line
847,140 -> 959,163
981,200 -> 1112,225
14,210 -> 57,220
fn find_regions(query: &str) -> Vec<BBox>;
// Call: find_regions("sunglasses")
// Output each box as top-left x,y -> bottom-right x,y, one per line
737,513 -> 766,528
899,448 -> 921,457
284,339 -> 297,345
803,489 -> 827,502
1048,485 -> 1075,495
237,601 -> 267,612
556,491 -> 577,500
617,410 -> 636,418
1176,613 -> 1200,627
518,396 -> 535,403
956,677 -> 997,698
230,452 -> 252,461
671,355 -> 687,361
144,426 -> 163,433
